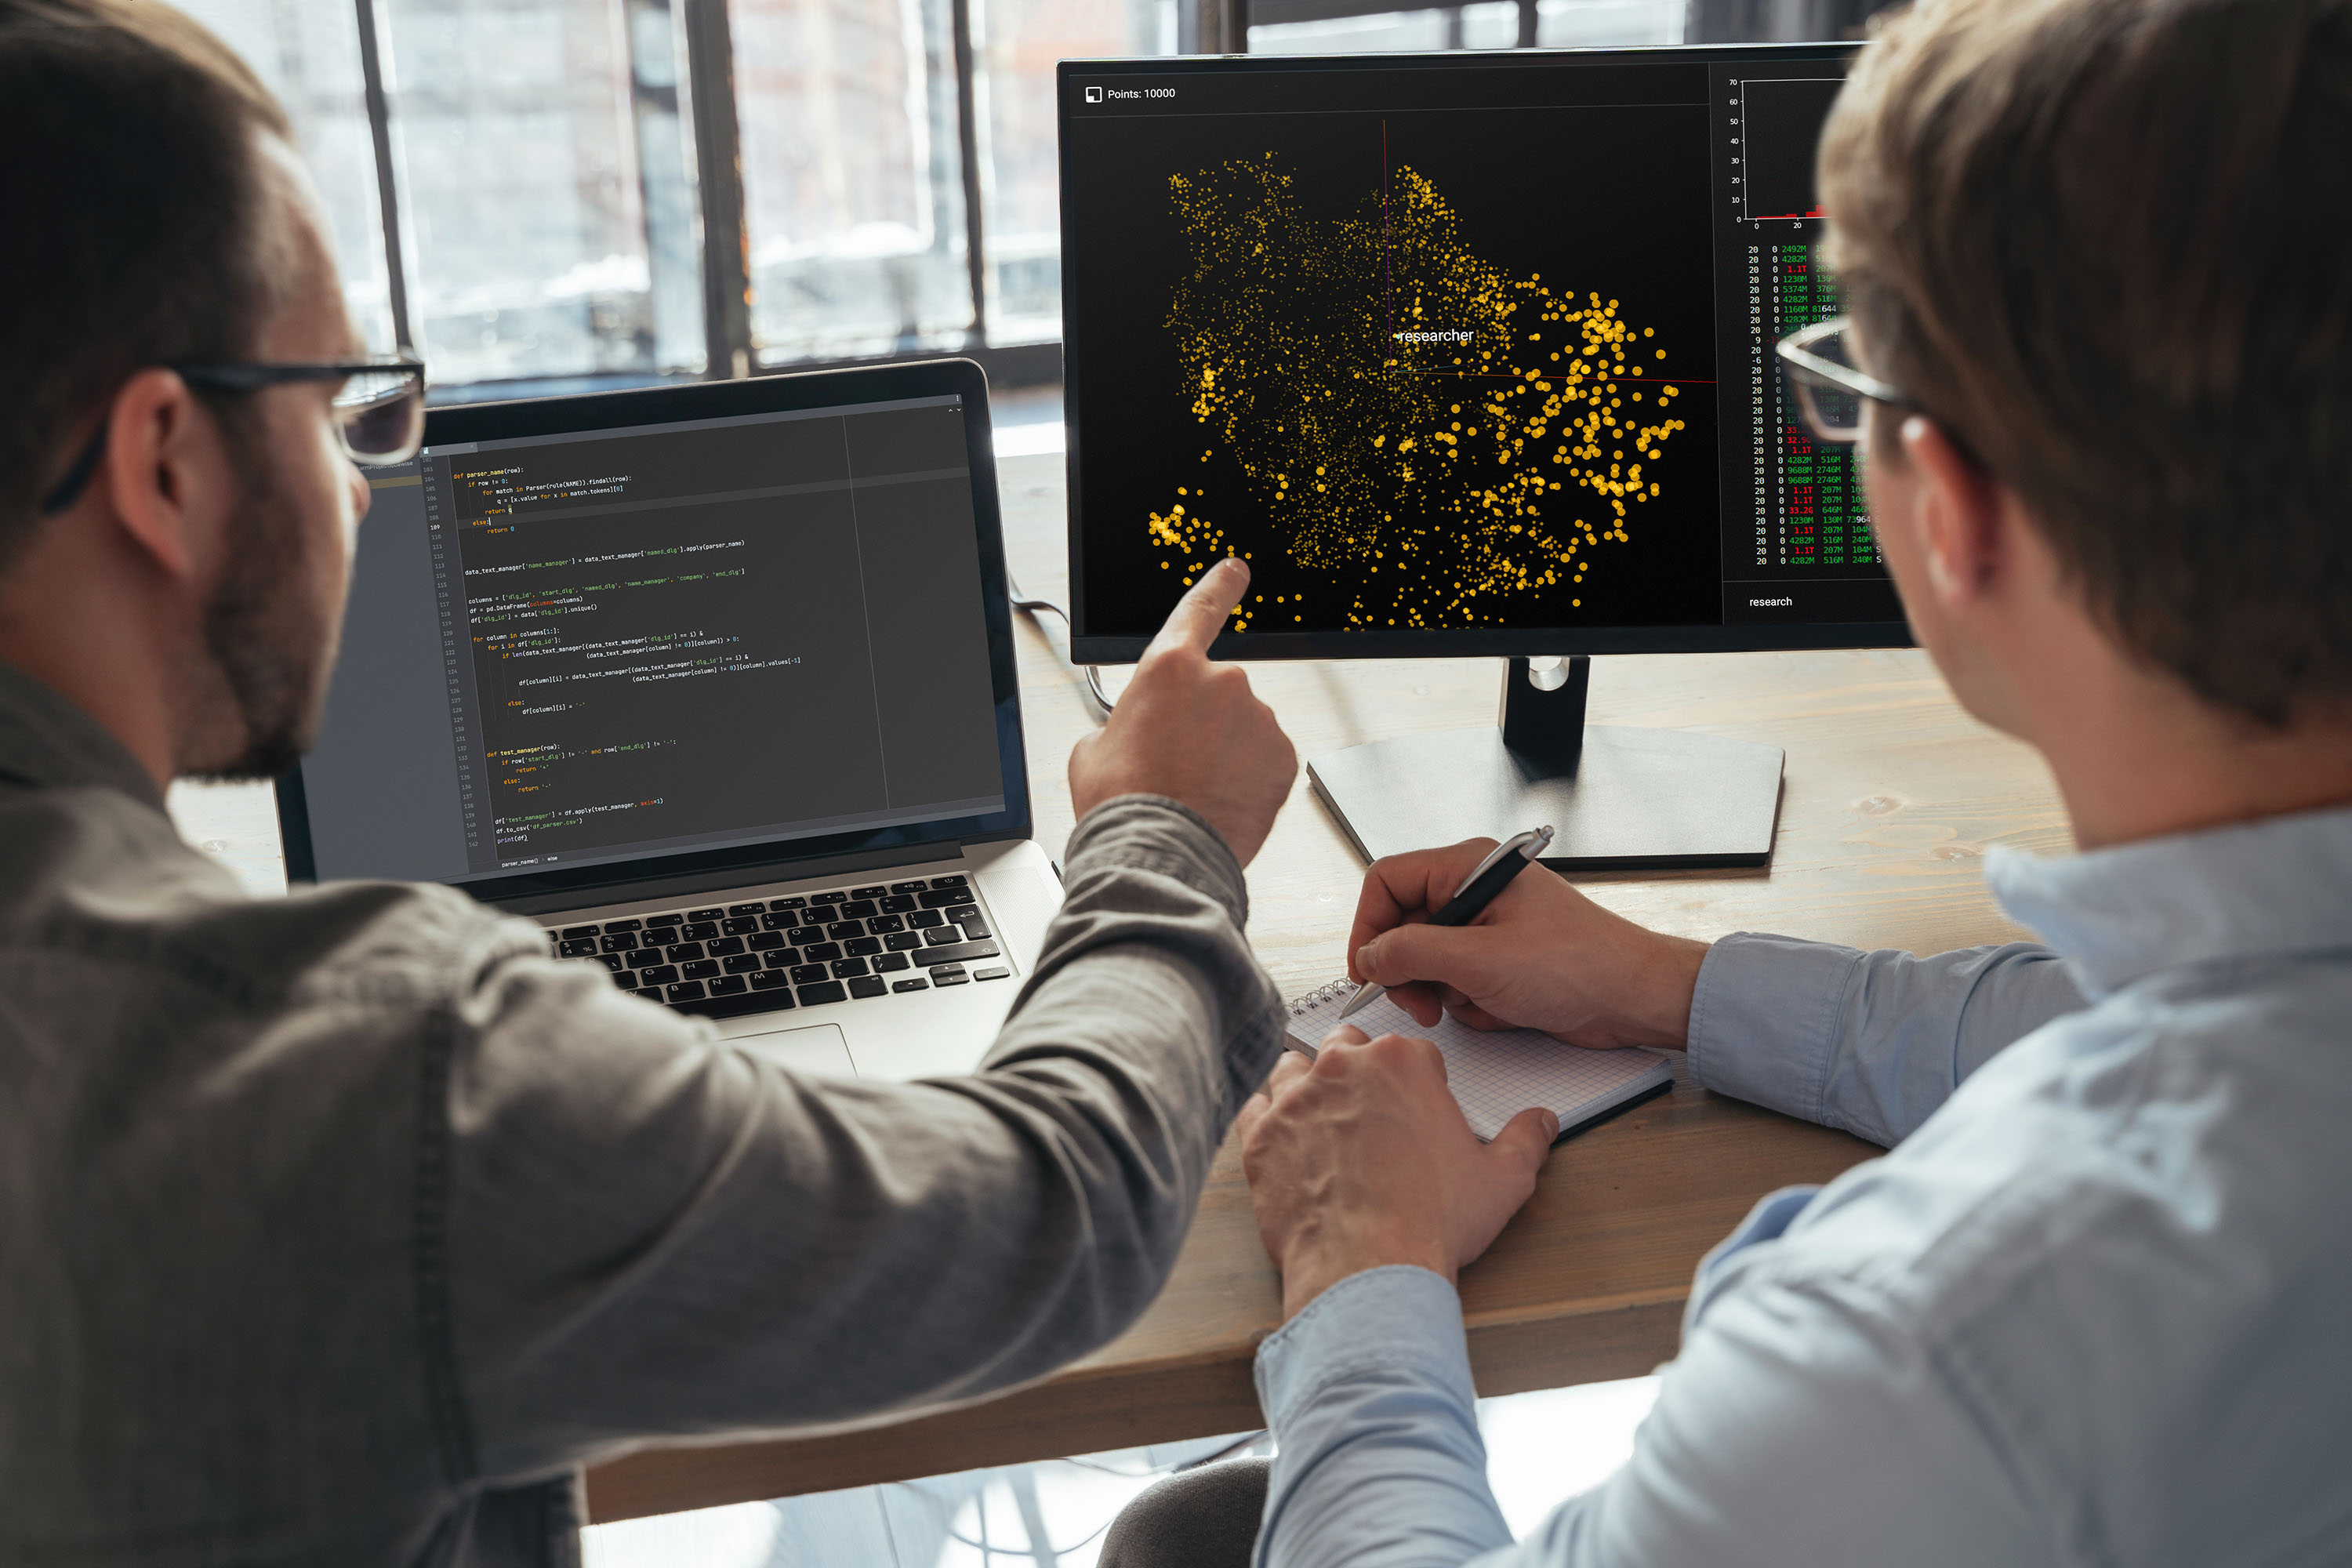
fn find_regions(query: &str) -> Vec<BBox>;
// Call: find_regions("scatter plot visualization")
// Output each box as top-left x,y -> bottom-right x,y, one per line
1145,154 -> 1693,632
1062,61 -> 1907,644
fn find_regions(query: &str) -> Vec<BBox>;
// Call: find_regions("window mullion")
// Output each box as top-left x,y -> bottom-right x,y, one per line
681,0 -> 754,378
1181,0 -> 1250,53
352,0 -> 413,353
951,0 -> 990,349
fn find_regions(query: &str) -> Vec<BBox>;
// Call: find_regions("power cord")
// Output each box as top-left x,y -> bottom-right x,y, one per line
1007,573 -> 1115,717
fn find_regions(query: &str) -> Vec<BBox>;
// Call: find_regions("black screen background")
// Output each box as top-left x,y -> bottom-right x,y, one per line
1068,93 -> 1722,638
1062,50 -> 1912,652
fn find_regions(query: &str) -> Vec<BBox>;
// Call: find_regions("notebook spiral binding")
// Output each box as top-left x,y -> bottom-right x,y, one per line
1286,978 -> 1356,1015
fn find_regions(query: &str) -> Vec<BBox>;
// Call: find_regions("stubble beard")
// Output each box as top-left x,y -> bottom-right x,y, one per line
182,432 -> 339,783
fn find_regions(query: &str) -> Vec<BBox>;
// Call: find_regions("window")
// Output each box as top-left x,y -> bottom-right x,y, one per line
166,0 -> 1684,394
165,0 -> 398,353
382,0 -> 680,383
1535,0 -> 1681,48
1247,0 -> 1680,54
735,0 -> 973,364
973,0 -> 1173,343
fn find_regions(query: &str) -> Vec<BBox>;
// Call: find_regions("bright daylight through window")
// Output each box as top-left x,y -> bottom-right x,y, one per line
166,0 -> 1682,397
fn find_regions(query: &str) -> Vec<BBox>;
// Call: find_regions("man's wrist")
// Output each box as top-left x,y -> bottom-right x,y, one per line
1278,1240 -> 1453,1321
1547,931 -> 1709,1050
1639,934 -> 1710,1047
1063,793 -> 1250,924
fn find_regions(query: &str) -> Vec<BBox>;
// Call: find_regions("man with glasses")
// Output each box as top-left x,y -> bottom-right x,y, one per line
0,2 -> 1302,1562
1102,0 -> 2352,1563
38,358 -> 427,517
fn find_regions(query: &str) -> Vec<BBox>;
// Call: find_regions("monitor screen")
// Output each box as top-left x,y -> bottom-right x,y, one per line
285,370 -> 1020,902
1058,45 -> 1907,661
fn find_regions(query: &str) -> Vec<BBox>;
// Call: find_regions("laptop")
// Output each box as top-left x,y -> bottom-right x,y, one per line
275,358 -> 1062,1084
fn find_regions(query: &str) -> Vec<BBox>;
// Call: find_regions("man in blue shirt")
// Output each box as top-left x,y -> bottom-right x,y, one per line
1113,0 -> 2352,1562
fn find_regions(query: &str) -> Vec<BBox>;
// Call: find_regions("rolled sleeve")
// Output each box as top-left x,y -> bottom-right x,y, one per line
1060,794 -> 1253,923
445,791 -> 1287,1478
990,794 -> 1284,1112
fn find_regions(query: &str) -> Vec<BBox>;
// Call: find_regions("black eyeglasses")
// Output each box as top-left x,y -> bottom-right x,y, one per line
38,354 -> 427,516
1773,318 -> 1910,444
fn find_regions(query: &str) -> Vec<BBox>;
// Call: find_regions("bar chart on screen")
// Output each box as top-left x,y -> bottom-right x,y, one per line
1735,75 -> 1845,225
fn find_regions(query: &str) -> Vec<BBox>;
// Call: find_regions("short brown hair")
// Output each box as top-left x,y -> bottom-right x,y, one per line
0,0 -> 292,567
1821,0 -> 2352,726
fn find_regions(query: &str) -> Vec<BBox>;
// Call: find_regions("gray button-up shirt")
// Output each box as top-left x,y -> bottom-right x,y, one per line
0,662 -> 1286,1566
1254,804 -> 2352,1566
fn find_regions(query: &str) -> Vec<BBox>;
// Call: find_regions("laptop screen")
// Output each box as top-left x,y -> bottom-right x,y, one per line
292,379 -> 1013,892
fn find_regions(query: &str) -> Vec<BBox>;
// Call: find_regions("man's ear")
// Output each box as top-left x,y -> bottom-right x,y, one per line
1900,414 -> 2005,610
96,368 -> 230,584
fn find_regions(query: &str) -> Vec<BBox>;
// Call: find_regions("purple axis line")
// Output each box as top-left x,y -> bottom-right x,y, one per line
1383,120 -> 1392,374
1396,370 -> 1722,385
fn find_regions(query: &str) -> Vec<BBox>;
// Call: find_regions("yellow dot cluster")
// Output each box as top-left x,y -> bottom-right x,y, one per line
1154,156 -> 1688,629
1144,486 -> 1272,626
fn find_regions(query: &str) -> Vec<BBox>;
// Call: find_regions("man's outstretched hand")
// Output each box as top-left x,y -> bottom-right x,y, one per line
1349,838 -> 1708,1049
1238,1029 -> 1558,1320
1069,557 -> 1297,866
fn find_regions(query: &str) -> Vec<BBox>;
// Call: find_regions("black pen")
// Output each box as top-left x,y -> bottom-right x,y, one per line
1338,825 -> 1556,1021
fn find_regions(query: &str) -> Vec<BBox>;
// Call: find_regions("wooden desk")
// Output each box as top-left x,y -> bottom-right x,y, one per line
577,452 -> 2072,1522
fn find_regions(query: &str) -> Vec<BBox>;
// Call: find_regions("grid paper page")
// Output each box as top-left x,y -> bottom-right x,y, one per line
1286,979 -> 1674,1142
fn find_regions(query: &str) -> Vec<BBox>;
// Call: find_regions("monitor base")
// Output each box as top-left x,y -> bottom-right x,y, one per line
1306,658 -> 1785,871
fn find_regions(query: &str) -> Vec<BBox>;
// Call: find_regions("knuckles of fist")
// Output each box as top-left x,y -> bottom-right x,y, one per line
1239,1032 -> 1559,1312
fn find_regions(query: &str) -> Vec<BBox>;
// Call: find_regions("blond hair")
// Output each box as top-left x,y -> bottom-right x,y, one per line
1822,0 -> 2352,725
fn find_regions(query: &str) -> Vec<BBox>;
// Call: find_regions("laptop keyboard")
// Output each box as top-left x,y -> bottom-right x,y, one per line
544,875 -> 1008,1022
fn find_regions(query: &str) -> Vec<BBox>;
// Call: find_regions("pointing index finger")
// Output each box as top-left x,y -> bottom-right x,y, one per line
1148,556 -> 1250,657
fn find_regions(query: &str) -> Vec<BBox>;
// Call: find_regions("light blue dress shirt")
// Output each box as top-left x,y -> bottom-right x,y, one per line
1254,805 -> 2352,1567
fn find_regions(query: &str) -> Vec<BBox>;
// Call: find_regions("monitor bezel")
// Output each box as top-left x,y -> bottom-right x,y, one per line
1055,42 -> 1910,664
277,357 -> 1034,906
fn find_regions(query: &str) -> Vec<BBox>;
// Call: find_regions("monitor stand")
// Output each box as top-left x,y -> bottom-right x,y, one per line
1306,656 -> 1784,871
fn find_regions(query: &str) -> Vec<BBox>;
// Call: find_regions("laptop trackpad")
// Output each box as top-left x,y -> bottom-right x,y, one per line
729,1022 -> 855,1078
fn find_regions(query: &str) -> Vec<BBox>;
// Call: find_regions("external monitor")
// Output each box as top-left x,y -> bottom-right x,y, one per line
1056,43 -> 1893,867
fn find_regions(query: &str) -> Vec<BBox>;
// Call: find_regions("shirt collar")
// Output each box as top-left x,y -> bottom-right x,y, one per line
1987,804 -> 2352,997
0,659 -> 165,810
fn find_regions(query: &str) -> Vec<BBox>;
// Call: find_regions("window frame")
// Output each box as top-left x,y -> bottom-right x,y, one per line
348,0 -> 1124,395
339,0 -> 1703,396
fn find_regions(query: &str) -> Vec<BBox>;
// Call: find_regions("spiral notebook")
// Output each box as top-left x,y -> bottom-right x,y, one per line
1284,979 -> 1675,1142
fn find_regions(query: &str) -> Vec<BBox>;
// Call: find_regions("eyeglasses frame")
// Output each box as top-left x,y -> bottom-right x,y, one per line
37,354 -> 428,516
1773,316 -> 1909,444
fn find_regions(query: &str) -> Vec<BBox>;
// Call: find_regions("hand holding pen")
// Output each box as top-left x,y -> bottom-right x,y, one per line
1341,826 -> 1554,1018
1345,831 -> 1710,1048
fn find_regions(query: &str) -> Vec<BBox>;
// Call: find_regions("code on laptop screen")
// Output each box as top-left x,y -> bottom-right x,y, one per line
300,396 -> 1006,886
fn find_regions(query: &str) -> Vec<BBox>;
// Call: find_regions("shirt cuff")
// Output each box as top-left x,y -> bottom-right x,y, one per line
1684,932 -> 1865,1126
1255,1265 -> 1474,1423
1064,793 -> 1250,929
